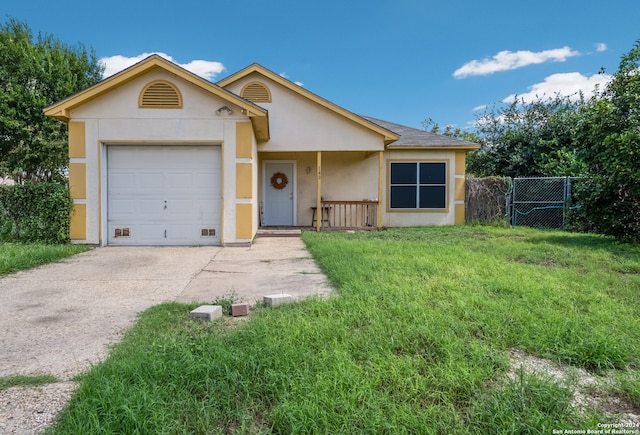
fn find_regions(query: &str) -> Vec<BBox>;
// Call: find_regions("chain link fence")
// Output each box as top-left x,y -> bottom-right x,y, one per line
507,177 -> 578,228
466,177 -> 581,229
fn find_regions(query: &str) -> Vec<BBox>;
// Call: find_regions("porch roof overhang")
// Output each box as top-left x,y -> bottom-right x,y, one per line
217,64 -> 400,146
44,54 -> 270,142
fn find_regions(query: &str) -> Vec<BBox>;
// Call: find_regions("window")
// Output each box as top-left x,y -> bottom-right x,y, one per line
389,162 -> 447,209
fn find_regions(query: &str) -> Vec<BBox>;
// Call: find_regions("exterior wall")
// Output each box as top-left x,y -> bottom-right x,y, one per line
382,149 -> 465,227
223,72 -> 385,152
67,69 -> 256,246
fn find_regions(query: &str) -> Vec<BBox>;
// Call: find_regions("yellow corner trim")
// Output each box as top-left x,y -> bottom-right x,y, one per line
236,203 -> 253,239
236,163 -> 253,198
455,151 -> 466,176
236,123 -> 253,158
69,163 -> 87,199
69,122 -> 86,158
70,203 -> 87,240
455,178 -> 465,202
455,203 -> 466,225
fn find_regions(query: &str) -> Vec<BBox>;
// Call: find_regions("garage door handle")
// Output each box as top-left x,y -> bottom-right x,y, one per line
164,201 -> 167,209
164,230 -> 167,238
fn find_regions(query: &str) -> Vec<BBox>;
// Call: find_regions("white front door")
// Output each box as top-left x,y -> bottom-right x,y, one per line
264,162 -> 295,226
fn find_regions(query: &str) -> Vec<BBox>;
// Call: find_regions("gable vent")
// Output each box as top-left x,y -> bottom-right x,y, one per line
139,80 -> 183,108
240,82 -> 271,103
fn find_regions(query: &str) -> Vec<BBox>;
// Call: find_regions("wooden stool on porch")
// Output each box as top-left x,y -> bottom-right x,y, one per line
310,206 -> 331,227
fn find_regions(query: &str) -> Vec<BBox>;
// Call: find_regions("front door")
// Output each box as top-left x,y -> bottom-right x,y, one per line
264,162 -> 295,226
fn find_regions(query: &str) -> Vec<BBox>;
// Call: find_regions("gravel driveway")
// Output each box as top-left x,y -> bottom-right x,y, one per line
0,237 -> 332,434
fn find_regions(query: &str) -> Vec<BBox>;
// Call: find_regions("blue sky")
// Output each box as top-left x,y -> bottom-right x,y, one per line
4,0 -> 640,131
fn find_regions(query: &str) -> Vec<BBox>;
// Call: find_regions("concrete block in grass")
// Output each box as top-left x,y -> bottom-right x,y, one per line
263,294 -> 293,307
231,303 -> 249,317
190,305 -> 222,321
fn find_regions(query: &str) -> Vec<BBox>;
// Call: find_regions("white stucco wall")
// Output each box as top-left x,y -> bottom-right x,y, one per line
223,72 -> 386,152
69,69 -> 254,246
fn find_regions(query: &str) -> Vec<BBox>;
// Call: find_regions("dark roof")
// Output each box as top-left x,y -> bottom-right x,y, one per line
362,116 -> 480,149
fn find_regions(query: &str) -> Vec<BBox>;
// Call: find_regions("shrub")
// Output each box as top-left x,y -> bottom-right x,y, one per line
0,182 -> 73,243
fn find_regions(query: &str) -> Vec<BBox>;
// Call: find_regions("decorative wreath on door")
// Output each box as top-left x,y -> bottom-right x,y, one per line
270,172 -> 288,190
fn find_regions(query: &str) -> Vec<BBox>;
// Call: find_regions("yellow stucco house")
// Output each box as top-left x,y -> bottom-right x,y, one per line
44,55 -> 479,246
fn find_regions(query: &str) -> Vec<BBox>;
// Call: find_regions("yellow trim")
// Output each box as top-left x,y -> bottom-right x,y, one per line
236,122 -> 253,158
377,151 -> 383,228
455,151 -> 467,175
455,203 -> 466,225
69,163 -> 86,199
70,203 -> 87,240
455,178 -> 465,202
386,158 -> 451,213
44,55 -> 270,142
68,122 -> 86,158
236,163 -> 253,198
316,151 -> 322,232
220,141 -> 225,245
236,203 -> 253,239
217,64 -> 399,145
138,80 -> 183,108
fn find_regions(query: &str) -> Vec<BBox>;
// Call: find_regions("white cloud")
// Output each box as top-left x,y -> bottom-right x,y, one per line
279,72 -> 304,87
595,42 -> 608,52
454,46 -> 580,78
99,52 -> 225,81
501,72 -> 612,103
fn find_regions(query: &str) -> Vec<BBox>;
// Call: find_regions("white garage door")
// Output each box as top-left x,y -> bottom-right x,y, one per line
107,145 -> 221,246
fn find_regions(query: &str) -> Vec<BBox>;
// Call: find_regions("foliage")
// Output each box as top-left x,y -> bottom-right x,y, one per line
50,227 -> 639,434
0,242 -> 89,275
422,117 -> 480,143
466,95 -> 586,178
0,18 -> 103,182
465,176 -> 510,224
573,40 -> 640,243
0,182 -> 73,243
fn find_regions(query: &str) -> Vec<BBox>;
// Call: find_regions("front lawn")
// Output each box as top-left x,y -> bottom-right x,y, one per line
0,242 -> 90,275
49,226 -> 640,434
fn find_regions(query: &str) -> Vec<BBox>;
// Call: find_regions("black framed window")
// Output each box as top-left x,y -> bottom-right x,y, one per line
390,162 -> 447,209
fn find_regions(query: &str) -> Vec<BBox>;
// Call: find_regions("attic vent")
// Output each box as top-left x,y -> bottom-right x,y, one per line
240,82 -> 271,103
139,80 -> 183,108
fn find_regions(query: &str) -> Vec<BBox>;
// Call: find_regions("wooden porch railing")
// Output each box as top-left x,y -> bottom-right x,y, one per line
314,200 -> 379,229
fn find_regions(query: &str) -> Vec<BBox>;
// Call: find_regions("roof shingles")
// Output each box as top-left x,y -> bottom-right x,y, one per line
363,116 -> 480,149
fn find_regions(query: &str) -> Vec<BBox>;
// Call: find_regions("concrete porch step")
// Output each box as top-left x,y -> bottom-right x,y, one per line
256,228 -> 303,238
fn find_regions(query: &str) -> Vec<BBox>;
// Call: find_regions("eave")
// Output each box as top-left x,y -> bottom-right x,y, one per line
44,55 -> 270,142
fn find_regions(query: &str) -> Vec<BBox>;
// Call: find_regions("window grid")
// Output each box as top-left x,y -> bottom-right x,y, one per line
390,162 -> 447,210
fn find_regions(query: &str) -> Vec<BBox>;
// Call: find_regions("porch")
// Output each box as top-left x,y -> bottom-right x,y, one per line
259,151 -> 384,231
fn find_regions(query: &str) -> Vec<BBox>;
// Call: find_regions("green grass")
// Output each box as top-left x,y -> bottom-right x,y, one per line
48,226 -> 640,434
0,242 -> 90,275
0,374 -> 59,391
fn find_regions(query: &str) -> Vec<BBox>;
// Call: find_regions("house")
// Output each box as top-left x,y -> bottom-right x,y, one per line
44,55 -> 479,246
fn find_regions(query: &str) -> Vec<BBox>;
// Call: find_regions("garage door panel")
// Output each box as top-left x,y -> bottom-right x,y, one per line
107,145 -> 221,246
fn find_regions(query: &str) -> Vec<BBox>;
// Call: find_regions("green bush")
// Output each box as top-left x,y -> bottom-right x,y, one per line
0,182 -> 73,243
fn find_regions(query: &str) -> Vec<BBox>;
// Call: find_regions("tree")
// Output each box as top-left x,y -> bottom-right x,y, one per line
0,18 -> 103,182
573,40 -> 640,243
466,95 -> 586,178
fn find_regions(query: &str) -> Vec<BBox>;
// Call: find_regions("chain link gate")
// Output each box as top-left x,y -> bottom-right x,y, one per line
507,177 -> 574,228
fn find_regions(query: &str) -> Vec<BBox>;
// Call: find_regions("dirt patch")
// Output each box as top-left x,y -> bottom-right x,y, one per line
508,349 -> 640,425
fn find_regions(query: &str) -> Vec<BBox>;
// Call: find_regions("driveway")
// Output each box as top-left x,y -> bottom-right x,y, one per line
0,237 -> 332,380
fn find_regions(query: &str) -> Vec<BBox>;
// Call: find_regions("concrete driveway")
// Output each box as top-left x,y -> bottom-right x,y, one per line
0,236 -> 332,381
